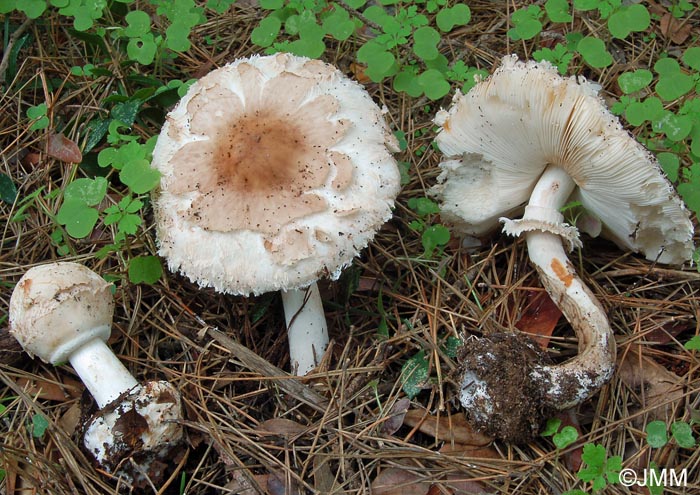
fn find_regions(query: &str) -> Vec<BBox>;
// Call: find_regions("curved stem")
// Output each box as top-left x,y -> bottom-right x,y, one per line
522,165 -> 616,409
281,283 -> 329,376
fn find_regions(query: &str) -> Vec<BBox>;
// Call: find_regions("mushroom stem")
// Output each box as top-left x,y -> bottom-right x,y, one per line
516,165 -> 616,408
68,338 -> 139,408
281,283 -> 329,375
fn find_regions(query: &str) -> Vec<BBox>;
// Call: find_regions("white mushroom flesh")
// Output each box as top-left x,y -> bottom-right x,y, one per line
281,284 -> 329,375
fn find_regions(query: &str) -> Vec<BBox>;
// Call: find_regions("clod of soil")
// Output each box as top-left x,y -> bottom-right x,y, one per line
458,332 -> 553,443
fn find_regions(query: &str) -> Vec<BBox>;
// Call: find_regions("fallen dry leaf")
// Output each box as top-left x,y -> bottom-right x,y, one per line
371,468 -> 429,495
266,471 -> 301,495
439,443 -> 501,459
57,403 -> 82,435
439,475 -> 493,494
16,374 -> 82,401
350,62 -> 372,85
313,456 -> 335,493
257,418 -> 308,437
515,290 -> 562,348
382,397 -> 411,435
659,13 -> 692,45
403,409 -> 492,446
20,152 -> 41,167
617,352 -> 684,426
47,132 -> 82,163
224,470 -> 261,495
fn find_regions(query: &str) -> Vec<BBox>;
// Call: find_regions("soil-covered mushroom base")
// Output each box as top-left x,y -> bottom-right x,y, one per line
458,332 -> 554,444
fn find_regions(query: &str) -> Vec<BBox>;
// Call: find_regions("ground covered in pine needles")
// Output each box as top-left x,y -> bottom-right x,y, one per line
1,1 -> 699,494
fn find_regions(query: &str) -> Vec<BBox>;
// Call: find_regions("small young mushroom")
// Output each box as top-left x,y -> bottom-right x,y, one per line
9,262 -> 183,484
431,55 -> 695,442
151,53 -> 401,375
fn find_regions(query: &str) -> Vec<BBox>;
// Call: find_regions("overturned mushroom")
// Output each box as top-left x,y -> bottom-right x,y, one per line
151,53 -> 400,375
9,262 -> 183,484
432,55 -> 695,442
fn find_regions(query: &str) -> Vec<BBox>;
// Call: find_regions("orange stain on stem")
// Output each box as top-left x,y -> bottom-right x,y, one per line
550,258 -> 574,287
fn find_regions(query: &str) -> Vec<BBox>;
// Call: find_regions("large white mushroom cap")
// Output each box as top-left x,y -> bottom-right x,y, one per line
432,55 -> 695,265
152,53 -> 401,295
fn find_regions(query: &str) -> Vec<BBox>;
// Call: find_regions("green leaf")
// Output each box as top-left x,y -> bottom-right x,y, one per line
64,177 -> 108,206
421,224 -> 450,257
413,26 -> 440,61
545,0 -> 572,23
31,414 -> 49,438
573,0 -> 598,11
259,0 -> 283,9
128,255 -> 163,284
541,418 -> 562,437
685,335 -> 700,351
656,72 -> 694,101
509,5 -> 543,41
124,10 -> 151,37
607,4 -> 650,39
435,4 -> 471,32
110,99 -> 142,127
287,35 -> 326,59
658,112 -> 692,141
416,69 -> 450,100
671,421 -> 696,448
0,174 -> 18,204
357,42 -> 397,82
104,197 -> 143,234
678,164 -> 700,216
401,350 -> 430,399
577,36 -> 612,68
27,103 -> 49,131
533,44 -> 574,75
393,68 -> 424,97
617,69 -> 653,94
0,0 -> 15,14
323,5 -> 355,41
655,57 -> 681,76
252,16 -> 281,47
56,199 -> 100,238
553,426 -> 579,449
578,443 -> 607,482
625,97 -> 664,126
408,197 -> 440,216
19,0 -> 47,18
59,0 -> 107,31
127,33 -> 157,65
657,152 -> 679,182
682,46 -> 700,71
119,159 -> 161,194
645,420 -> 668,448
165,23 -> 192,51
441,336 -> 461,358
206,0 -> 235,13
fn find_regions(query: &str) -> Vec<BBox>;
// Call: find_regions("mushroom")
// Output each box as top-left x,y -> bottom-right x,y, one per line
151,53 -> 401,375
431,55 -> 695,442
9,262 -> 183,484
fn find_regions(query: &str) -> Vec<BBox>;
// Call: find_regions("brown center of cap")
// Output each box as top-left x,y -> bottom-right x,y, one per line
168,91 -> 352,235
213,111 -> 313,194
